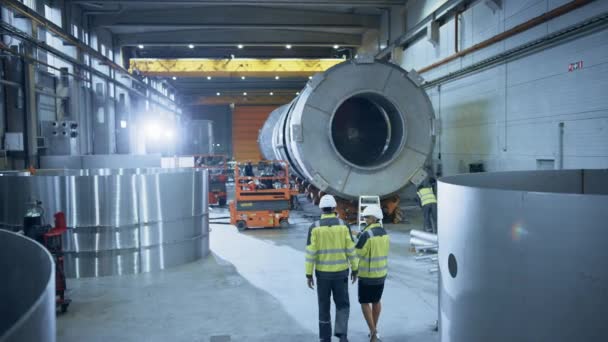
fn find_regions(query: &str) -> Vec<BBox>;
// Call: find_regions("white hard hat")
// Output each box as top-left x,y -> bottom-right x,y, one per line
319,194 -> 337,209
362,205 -> 383,220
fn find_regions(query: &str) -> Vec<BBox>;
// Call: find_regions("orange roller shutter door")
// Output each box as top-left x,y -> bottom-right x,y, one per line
232,106 -> 277,161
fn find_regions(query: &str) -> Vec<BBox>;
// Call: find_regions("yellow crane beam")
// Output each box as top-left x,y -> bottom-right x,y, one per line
192,95 -> 295,106
130,58 -> 344,77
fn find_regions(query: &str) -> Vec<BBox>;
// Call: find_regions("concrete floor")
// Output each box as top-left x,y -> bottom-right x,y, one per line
57,198 -> 439,342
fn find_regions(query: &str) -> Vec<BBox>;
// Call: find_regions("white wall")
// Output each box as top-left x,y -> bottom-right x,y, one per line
399,0 -> 608,175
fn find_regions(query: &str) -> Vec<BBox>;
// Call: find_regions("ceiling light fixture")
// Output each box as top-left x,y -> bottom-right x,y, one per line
138,44 -> 144,49
333,44 -> 340,49
243,92 -> 247,96
241,76 -> 246,80
237,44 -> 244,49
296,92 -> 300,95
285,44 -> 292,49
172,76 -> 177,80
275,76 -> 280,80
207,76 -> 212,80
308,76 -> 313,80
269,92 -> 274,96
188,44 -> 195,49
216,92 -> 221,96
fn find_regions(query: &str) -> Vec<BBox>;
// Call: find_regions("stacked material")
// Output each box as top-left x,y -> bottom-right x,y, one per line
0,168 -> 209,278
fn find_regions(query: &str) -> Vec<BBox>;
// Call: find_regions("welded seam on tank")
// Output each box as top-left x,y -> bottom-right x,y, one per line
381,68 -> 394,92
57,214 -> 207,230
65,235 -> 207,256
406,146 -> 431,157
341,167 -> 353,193
304,103 -> 331,116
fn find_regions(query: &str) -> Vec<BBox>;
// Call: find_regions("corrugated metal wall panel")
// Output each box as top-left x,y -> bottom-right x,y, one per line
400,0 -> 608,175
232,106 -> 276,161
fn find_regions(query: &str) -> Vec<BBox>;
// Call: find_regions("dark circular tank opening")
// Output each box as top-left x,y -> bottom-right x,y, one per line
330,93 -> 404,168
448,253 -> 458,278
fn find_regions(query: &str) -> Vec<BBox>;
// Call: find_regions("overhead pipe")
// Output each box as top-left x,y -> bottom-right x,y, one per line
0,0 -> 178,106
417,0 -> 593,74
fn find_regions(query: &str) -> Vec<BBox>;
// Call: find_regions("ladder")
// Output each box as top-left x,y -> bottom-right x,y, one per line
358,195 -> 381,231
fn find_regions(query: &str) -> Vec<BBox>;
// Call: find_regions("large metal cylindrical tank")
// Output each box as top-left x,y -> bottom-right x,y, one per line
186,120 -> 214,154
438,169 -> 608,342
258,59 -> 435,200
0,230 -> 55,342
0,168 -> 209,278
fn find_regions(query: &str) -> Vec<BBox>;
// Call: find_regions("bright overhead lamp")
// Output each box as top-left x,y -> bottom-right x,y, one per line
333,44 -> 340,49
285,44 -> 292,49
275,76 -> 280,80
269,92 -> 274,96
243,92 -> 247,96
207,76 -> 212,80
296,92 -> 300,95
237,44 -> 244,49
172,76 -> 177,80
308,76 -> 313,80
216,92 -> 221,96
137,44 -> 144,49
188,44 -> 195,49
241,76 -> 246,80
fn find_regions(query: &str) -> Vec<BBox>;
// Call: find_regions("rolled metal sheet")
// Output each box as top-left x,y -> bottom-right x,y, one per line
0,168 -> 209,278
0,230 -> 55,342
438,169 -> 608,342
257,59 -> 435,200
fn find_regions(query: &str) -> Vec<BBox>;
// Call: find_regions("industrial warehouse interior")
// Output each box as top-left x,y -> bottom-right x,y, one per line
1,0 -> 607,341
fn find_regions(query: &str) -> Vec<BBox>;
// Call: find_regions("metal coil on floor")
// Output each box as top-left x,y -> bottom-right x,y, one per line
0,168 -> 209,278
0,230 -> 55,342
438,169 -> 608,342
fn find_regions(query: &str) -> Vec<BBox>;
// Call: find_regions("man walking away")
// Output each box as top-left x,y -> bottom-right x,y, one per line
417,183 -> 438,233
306,194 -> 358,342
356,205 -> 389,342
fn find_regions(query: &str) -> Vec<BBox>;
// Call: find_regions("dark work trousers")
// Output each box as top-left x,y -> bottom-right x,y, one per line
423,203 -> 438,233
316,277 -> 350,342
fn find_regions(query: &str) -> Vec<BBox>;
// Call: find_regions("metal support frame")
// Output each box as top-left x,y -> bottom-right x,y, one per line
0,0 -> 178,112
129,58 -> 344,78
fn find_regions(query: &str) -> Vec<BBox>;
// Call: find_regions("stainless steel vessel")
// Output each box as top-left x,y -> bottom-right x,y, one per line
0,168 -> 209,278
438,169 -> 608,342
258,59 -> 435,200
0,230 -> 55,342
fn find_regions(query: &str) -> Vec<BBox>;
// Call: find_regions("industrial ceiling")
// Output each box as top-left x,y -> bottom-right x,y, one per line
74,0 -> 406,104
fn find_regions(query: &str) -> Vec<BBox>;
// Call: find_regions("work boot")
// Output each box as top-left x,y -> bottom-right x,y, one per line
338,336 -> 349,342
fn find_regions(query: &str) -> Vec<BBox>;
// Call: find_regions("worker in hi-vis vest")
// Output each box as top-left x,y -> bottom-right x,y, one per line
356,205 -> 389,342
417,182 -> 438,233
306,194 -> 358,342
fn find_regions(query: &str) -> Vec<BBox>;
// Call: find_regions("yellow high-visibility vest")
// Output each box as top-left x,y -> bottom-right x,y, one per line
305,213 -> 358,277
356,223 -> 389,282
417,187 -> 437,206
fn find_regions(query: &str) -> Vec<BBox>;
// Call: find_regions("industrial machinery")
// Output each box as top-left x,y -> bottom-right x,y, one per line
438,170 -> 608,342
229,160 -> 291,231
258,58 -> 435,224
195,154 -> 228,206
22,202 -> 71,313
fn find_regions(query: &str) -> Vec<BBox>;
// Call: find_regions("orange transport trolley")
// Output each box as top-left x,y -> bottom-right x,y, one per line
229,160 -> 291,231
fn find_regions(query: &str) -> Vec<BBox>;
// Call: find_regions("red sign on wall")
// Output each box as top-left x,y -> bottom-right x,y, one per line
569,61 -> 583,72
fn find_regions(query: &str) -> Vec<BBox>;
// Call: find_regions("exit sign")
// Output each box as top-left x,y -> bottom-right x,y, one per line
568,61 -> 583,72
